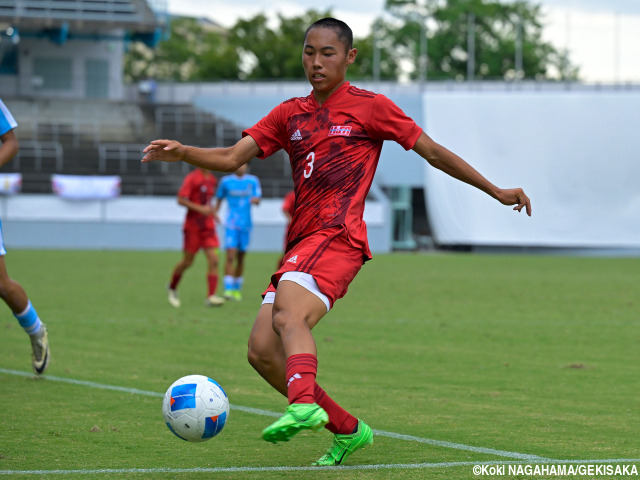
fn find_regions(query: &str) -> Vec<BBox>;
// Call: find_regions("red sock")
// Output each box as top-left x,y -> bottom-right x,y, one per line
285,353 -> 317,404
207,274 -> 218,296
169,272 -> 181,290
314,383 -> 358,434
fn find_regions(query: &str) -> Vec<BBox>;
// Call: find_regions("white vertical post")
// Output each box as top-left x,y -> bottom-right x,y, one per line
419,18 -> 428,85
515,14 -> 523,80
467,12 -> 475,81
373,20 -> 381,83
614,11 -> 621,83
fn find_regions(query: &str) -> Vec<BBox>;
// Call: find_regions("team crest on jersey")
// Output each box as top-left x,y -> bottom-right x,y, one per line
328,125 -> 352,137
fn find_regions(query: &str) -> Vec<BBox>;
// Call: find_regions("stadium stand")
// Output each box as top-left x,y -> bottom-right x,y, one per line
3,98 -> 293,197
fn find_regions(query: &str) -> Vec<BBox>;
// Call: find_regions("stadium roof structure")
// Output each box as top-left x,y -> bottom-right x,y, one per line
0,0 -> 166,44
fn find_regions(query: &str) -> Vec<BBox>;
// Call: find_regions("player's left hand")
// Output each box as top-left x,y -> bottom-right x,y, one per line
497,188 -> 532,216
142,139 -> 185,163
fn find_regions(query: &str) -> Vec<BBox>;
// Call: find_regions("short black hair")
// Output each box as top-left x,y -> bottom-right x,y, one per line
304,17 -> 353,51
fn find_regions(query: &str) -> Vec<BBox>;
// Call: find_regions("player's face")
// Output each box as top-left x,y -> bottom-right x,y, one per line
303,27 -> 356,104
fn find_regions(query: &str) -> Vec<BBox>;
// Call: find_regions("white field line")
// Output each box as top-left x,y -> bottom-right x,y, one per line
3,367 -> 637,476
1,460 -> 640,476
1,368 -> 543,460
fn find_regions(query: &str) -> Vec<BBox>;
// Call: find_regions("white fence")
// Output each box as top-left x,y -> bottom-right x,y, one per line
1,194 -> 391,252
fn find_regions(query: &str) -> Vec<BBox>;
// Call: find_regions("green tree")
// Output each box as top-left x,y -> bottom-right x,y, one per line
348,18 -> 403,81
384,0 -> 579,81
124,17 -> 240,82
229,10 -> 332,80
125,3 -> 578,83
230,11 -> 400,81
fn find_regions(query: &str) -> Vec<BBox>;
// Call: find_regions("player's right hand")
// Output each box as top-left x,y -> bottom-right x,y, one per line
142,139 -> 185,163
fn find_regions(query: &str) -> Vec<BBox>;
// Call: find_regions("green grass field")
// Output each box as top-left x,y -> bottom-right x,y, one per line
1,249 -> 638,479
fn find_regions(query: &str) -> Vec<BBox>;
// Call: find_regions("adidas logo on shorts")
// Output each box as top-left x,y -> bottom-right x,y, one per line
287,255 -> 298,264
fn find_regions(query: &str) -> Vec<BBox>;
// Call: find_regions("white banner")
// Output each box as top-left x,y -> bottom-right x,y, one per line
0,173 -> 22,195
52,174 -> 121,200
423,90 -> 640,248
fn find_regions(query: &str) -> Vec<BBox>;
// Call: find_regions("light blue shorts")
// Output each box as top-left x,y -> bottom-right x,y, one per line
0,218 -> 6,256
224,227 -> 250,252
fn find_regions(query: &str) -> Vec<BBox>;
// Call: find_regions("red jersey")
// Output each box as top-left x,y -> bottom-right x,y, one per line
244,81 -> 422,259
178,169 -> 217,231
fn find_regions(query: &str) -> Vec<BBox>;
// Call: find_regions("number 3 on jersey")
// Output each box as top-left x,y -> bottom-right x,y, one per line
304,152 -> 315,179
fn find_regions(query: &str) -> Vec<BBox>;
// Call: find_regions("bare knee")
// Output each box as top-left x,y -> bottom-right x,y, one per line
271,307 -> 306,337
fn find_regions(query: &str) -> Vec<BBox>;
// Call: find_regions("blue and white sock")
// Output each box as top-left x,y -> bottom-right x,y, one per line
234,277 -> 244,291
224,275 -> 235,291
14,301 -> 43,337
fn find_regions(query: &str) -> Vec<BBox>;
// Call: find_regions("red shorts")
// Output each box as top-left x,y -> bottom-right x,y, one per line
263,225 -> 366,308
183,227 -> 219,254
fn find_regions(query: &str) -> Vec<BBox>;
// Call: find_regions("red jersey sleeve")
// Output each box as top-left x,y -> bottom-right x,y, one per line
243,103 -> 288,159
365,94 -> 423,150
177,172 -> 194,198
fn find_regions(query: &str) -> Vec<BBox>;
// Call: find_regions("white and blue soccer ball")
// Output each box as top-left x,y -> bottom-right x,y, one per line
162,374 -> 229,442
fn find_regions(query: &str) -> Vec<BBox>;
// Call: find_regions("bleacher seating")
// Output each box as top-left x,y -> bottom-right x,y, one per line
2,98 -> 293,197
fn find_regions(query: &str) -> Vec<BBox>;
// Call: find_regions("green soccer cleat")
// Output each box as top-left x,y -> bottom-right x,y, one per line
261,403 -> 328,443
223,289 -> 234,300
231,290 -> 242,301
313,419 -> 373,466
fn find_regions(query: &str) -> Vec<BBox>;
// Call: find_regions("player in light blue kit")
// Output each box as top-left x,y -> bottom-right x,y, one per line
215,163 -> 262,301
0,99 -> 50,374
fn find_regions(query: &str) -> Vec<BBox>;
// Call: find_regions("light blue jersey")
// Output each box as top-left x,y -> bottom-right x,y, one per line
0,99 -> 18,136
0,99 -> 17,256
216,173 -> 262,230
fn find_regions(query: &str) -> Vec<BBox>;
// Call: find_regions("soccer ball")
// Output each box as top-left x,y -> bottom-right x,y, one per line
162,374 -> 230,442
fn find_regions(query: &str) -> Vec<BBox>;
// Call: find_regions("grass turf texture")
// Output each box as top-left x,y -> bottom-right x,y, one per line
0,250 -> 638,479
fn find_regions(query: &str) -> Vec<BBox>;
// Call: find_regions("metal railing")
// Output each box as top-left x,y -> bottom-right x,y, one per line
13,140 -> 63,172
97,143 -> 192,175
155,107 -> 213,137
155,106 -> 243,146
34,120 -> 101,147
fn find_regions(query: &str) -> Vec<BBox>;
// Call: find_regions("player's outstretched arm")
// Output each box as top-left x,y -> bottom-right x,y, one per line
412,131 -> 532,216
142,135 -> 261,173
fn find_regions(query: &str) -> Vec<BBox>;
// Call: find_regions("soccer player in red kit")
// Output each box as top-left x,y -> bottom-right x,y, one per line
144,17 -> 531,465
167,167 -> 225,307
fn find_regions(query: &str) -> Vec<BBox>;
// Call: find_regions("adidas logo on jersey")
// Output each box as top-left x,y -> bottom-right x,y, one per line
290,129 -> 302,141
286,255 -> 298,264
